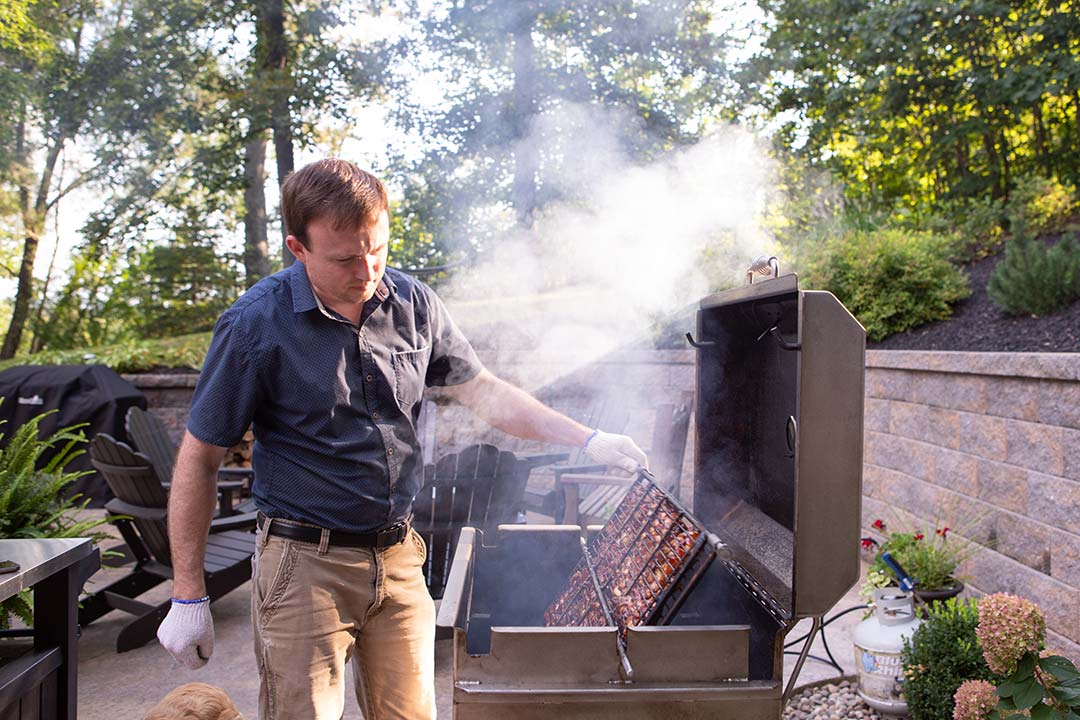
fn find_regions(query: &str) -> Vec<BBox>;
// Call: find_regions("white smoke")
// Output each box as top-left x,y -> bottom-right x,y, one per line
440,102 -> 776,389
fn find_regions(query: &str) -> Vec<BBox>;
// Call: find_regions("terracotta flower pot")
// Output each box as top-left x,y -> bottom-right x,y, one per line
914,581 -> 964,607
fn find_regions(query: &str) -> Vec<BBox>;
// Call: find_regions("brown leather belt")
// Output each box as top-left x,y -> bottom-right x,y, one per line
257,512 -> 409,549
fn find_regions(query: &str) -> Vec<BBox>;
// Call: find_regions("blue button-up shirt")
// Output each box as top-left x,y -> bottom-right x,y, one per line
186,263 -> 483,532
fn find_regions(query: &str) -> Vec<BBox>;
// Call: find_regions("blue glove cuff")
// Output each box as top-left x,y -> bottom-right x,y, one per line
582,429 -> 600,451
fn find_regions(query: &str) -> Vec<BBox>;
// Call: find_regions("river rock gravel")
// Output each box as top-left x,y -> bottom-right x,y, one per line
783,679 -> 886,720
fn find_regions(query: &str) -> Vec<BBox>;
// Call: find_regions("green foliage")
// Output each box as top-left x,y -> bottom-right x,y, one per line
0,409 -> 113,627
920,195 -> 1007,262
1006,176 -> 1080,238
800,227 -> 970,341
116,208 -> 244,340
0,332 -> 212,374
870,531 -> 965,592
901,598 -> 997,720
987,234 -> 1080,317
33,200 -> 244,352
388,197 -> 455,279
390,0 -> 734,250
745,0 -> 1080,212
991,652 -> 1080,719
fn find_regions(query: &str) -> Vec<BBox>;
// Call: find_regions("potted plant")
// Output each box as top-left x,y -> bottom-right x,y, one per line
0,409 -> 113,630
861,517 -> 974,606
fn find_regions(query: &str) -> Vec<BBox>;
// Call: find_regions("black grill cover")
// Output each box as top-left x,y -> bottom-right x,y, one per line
0,365 -> 147,506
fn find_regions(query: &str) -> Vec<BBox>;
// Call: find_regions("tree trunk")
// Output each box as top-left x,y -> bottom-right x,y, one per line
255,0 -> 294,266
998,124 -> 1012,193
982,127 -> 1004,199
951,109 -> 970,194
510,3 -> 538,230
1032,101 -> 1050,176
2,109 -> 64,359
243,131 -> 272,286
28,216 -> 62,354
1074,90 -> 1080,144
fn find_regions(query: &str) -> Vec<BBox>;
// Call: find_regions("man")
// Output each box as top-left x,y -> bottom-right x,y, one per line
156,159 -> 648,719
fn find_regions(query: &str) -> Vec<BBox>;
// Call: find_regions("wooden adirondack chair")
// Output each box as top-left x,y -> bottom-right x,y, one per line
553,398 -> 693,526
78,433 -> 256,653
412,443 -> 559,600
126,406 -> 253,516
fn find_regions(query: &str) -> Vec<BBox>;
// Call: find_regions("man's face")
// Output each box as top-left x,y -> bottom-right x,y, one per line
287,211 -> 390,311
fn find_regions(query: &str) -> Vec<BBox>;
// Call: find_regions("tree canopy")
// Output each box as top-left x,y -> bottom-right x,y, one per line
386,0 -> 735,257
743,0 -> 1080,211
2,0 -> 1078,358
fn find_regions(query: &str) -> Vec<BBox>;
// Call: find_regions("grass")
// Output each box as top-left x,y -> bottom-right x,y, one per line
0,332 -> 213,374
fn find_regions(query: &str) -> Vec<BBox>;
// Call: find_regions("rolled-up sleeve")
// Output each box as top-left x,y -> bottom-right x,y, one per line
424,291 -> 483,388
187,310 -> 261,448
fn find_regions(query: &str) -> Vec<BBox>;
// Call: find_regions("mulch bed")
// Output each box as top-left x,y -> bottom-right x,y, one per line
869,243 -> 1080,353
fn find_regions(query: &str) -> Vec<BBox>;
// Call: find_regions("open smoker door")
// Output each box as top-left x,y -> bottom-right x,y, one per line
693,272 -> 865,621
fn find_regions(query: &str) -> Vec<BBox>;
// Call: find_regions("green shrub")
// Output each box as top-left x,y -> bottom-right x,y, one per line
923,195 -> 1006,262
987,233 -> 1080,317
1006,175 -> 1080,237
901,597 -> 998,720
0,410 -> 113,627
0,331 -> 212,374
802,228 -> 970,341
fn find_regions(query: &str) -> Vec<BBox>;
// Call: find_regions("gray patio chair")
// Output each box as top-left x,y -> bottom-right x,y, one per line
78,433 -> 256,652
125,406 -> 254,516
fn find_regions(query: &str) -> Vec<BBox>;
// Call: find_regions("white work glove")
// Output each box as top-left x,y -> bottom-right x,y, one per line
583,430 -> 649,475
156,596 -> 214,669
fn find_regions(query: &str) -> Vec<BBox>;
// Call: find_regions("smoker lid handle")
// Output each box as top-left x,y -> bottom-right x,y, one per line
745,255 -> 779,284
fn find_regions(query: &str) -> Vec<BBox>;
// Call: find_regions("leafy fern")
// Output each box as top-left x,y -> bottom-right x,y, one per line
0,408 -> 114,627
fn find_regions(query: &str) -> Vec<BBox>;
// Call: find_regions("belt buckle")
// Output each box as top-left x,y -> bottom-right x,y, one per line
377,521 -> 407,547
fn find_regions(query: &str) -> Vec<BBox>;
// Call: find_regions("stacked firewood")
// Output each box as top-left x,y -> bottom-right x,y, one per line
223,428 -> 254,468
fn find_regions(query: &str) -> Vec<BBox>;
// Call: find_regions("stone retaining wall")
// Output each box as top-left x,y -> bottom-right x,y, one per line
125,348 -> 1080,659
863,351 -> 1080,660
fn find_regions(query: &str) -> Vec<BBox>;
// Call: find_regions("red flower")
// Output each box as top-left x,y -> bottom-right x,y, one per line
936,527 -> 950,538
872,519 -> 886,531
914,533 -> 924,541
861,538 -> 877,550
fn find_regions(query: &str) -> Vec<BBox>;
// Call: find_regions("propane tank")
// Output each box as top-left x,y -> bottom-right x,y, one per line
853,588 -> 923,718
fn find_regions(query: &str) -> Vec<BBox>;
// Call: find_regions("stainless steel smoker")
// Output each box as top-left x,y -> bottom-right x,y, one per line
437,258 -> 867,719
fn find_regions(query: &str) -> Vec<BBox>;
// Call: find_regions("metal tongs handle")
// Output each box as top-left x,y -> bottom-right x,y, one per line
745,255 -> 779,285
579,537 -> 635,682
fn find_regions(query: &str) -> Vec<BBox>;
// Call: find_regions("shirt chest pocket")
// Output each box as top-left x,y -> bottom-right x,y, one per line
391,346 -> 431,413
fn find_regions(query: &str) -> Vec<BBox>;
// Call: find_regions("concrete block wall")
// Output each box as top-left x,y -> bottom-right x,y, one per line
862,351 -> 1080,660
123,372 -> 199,445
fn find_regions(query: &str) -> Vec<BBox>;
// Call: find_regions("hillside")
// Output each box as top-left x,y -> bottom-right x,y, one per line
869,244 -> 1080,353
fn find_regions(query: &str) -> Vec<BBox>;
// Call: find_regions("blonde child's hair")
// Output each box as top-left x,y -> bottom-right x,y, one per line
144,682 -> 244,720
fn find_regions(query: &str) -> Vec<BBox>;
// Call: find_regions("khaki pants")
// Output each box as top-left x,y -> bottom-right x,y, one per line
251,524 -> 436,720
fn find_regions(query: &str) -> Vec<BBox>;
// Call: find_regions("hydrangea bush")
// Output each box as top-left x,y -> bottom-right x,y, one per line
953,680 -> 1000,720
976,594 -> 1046,676
953,593 -> 1080,720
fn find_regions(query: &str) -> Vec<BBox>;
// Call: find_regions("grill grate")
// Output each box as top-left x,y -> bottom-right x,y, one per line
544,472 -> 715,632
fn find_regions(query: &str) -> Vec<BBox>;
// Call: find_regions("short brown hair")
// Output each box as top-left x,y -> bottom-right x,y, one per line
144,683 -> 243,720
281,159 -> 389,247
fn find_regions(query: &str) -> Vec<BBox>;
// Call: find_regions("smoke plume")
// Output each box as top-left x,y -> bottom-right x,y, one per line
439,102 -> 776,389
